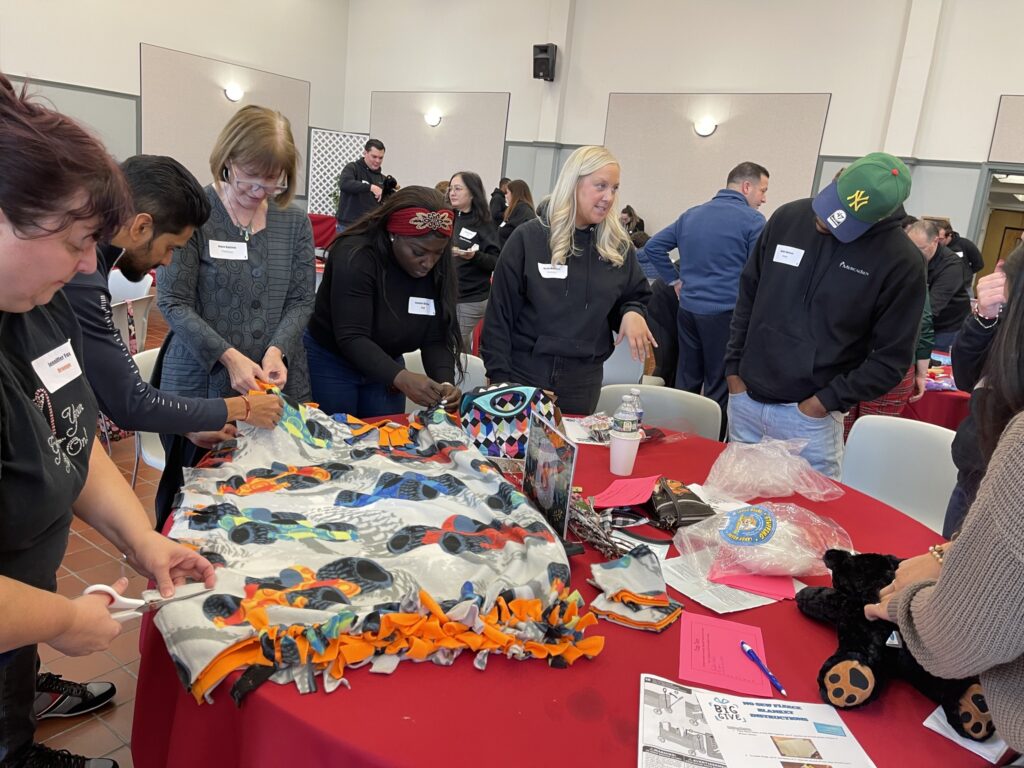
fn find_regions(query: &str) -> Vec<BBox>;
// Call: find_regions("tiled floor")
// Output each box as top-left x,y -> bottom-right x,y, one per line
35,300 -> 170,767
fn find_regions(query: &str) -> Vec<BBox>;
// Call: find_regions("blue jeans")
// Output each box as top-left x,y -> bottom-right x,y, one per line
727,391 -> 846,479
304,331 -> 405,418
933,329 -> 958,353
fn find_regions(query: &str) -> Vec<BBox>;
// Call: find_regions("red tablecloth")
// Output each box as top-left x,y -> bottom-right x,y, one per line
902,388 -> 971,431
133,433 -> 994,768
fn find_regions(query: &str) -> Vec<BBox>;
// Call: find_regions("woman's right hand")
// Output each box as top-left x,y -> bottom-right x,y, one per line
48,578 -> 126,657
394,369 -> 445,407
244,393 -> 284,428
220,348 -> 265,394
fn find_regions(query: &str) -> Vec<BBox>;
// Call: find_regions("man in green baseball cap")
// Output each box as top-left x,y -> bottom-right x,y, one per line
723,151 -> 926,478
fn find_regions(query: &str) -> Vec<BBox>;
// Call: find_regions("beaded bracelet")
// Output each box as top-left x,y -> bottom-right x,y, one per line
928,544 -> 944,565
240,394 -> 251,421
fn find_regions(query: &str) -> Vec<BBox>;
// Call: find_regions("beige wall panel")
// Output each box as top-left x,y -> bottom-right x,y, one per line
605,93 -> 830,235
369,91 -> 510,192
141,44 -> 310,196
989,95 -> 1024,164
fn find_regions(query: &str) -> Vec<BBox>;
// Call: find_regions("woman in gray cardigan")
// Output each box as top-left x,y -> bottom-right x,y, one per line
154,105 -> 314,526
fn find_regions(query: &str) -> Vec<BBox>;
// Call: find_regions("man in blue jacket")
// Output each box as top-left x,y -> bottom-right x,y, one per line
639,162 -> 769,438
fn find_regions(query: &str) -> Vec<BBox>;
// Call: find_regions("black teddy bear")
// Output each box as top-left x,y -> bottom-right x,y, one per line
796,549 -> 994,742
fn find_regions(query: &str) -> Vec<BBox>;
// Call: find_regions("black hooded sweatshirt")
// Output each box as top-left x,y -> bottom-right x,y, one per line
725,198 -> 926,413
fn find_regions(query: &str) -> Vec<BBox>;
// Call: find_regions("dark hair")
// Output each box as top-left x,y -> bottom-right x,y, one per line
901,214 -> 919,230
631,231 -> 651,249
727,162 -> 770,186
0,74 -> 131,241
450,171 -> 490,223
365,138 -> 385,152
503,179 -> 534,222
334,186 -> 464,381
121,155 -> 210,239
499,177 -> 510,187
978,245 -> 1024,459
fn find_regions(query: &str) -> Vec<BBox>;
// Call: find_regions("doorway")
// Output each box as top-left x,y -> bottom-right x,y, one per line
975,169 -> 1024,277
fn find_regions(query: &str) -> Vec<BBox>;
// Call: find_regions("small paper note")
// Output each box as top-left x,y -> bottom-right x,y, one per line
677,613 -> 773,697
708,573 -> 797,601
591,476 -> 660,508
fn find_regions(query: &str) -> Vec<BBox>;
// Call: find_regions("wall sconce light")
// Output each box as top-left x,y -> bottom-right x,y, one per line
693,117 -> 717,137
224,83 -> 245,102
424,109 -> 443,127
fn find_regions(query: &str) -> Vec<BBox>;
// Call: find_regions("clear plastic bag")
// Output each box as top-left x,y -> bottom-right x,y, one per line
702,437 -> 844,502
672,502 -> 853,578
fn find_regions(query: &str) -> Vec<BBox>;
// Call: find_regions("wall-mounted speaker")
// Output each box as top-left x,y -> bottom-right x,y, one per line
532,43 -> 557,82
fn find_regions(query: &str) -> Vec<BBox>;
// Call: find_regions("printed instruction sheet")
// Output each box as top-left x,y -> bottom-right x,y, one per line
638,674 -> 876,767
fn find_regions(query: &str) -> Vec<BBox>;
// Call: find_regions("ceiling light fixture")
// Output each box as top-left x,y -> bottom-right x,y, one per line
424,109 -> 443,127
693,117 -> 717,137
224,83 -> 244,102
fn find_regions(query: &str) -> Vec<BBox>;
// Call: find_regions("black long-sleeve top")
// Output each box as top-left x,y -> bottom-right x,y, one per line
928,245 -> 971,333
307,235 -> 455,385
453,209 -> 501,302
499,202 -> 538,245
64,244 -> 227,433
482,218 -> 651,383
949,313 -> 999,481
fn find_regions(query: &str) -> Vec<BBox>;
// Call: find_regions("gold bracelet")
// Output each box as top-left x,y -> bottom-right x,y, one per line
928,544 -> 944,565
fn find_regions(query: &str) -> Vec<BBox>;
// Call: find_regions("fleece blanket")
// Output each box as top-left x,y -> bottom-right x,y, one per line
154,399 -> 602,703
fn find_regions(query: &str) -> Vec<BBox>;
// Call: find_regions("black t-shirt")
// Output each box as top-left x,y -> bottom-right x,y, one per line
0,293 -> 98,591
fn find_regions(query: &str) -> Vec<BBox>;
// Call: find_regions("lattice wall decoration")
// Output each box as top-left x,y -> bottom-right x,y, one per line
307,128 -> 368,215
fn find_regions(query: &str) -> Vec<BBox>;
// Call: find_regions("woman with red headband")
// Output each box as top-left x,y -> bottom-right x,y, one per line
305,186 -> 463,417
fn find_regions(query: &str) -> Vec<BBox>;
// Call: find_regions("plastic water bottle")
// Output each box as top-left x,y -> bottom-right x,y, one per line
629,388 -> 645,426
612,395 -> 640,434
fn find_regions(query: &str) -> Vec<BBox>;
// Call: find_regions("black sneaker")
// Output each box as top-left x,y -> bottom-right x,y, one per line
33,673 -> 116,719
8,742 -> 118,767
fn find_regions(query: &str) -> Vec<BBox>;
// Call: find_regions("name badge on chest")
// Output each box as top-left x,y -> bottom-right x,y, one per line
537,263 -> 568,279
408,297 -> 436,316
31,339 -> 83,393
459,227 -> 477,241
773,244 -> 804,267
209,240 -> 249,260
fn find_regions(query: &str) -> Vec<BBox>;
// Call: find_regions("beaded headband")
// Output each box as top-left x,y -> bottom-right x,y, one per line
386,207 -> 455,238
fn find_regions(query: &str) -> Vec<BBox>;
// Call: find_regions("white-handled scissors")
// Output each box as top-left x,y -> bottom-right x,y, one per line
83,583 -> 212,622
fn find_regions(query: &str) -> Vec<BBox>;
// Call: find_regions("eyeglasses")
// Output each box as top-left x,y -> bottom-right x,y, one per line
228,165 -> 288,197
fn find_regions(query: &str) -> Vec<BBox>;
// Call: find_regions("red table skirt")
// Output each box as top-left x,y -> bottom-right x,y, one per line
902,388 -> 971,431
133,432 -> 992,768
307,213 -> 337,250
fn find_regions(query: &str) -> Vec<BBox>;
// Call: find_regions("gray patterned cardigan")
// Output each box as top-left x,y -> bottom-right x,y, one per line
157,186 -> 315,402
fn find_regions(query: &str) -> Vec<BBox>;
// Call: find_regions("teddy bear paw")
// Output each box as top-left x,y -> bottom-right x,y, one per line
823,660 -> 875,707
958,682 -> 995,741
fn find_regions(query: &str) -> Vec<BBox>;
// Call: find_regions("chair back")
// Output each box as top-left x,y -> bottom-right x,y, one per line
842,415 -> 956,533
595,384 -> 722,440
108,270 -> 153,303
602,334 -> 644,386
130,348 -> 166,484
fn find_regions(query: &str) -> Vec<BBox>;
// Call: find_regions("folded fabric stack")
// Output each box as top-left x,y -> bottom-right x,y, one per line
588,545 -> 683,632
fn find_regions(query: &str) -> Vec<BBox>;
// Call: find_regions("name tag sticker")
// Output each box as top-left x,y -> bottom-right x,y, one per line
209,240 -> 248,260
773,244 -> 804,267
538,263 -> 568,279
31,339 -> 82,394
459,227 -> 477,240
408,297 -> 436,316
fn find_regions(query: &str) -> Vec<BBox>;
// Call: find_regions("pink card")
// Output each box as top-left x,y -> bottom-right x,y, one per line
708,573 -> 797,601
678,613 -> 773,697
591,476 -> 660,508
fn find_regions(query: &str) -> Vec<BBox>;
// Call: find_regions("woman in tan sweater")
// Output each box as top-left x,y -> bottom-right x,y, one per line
867,252 -> 1024,751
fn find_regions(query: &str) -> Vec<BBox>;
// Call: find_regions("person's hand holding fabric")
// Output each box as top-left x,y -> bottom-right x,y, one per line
616,310 -> 658,362
187,424 -> 238,450
261,346 -> 288,390
221,348 -> 265,394
124,530 -> 216,597
394,369 -> 445,407
438,382 -> 462,412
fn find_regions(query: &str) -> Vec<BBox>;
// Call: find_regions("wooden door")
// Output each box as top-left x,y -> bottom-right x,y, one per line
980,209 -> 1024,276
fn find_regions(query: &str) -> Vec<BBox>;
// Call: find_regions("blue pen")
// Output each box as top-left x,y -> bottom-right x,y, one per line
740,640 -> 787,696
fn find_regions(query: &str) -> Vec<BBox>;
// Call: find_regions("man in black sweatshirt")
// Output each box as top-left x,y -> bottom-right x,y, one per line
907,219 -> 970,350
725,152 -> 925,478
335,138 -> 387,231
